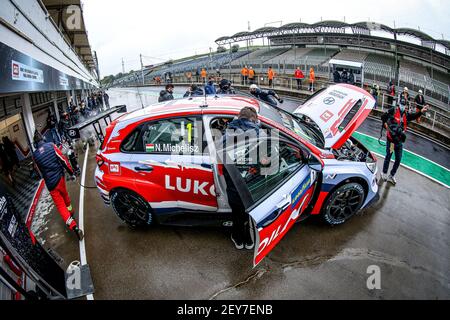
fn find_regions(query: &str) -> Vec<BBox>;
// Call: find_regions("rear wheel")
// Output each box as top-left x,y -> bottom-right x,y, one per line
322,183 -> 365,226
110,189 -> 154,227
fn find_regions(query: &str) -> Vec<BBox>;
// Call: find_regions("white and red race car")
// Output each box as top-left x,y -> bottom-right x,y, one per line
95,84 -> 378,266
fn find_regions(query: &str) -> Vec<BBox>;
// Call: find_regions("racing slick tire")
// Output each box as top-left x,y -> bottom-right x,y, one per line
321,183 -> 365,226
110,189 -> 154,227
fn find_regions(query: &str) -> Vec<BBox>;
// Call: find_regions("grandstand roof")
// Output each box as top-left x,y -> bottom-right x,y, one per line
216,20 -> 448,54
437,40 -> 450,49
395,28 -> 435,41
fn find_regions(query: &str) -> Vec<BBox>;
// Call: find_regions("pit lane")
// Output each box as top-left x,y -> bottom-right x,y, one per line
36,87 -> 450,299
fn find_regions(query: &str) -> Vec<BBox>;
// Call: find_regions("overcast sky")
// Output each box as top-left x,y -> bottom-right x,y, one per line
82,0 -> 450,77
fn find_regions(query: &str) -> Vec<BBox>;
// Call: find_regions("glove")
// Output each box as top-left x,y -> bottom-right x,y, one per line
68,175 -> 77,182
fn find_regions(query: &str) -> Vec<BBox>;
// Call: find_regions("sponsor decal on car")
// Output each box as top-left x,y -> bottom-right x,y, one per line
165,175 -> 216,197
291,177 -> 312,209
109,163 -> 121,175
320,110 -> 334,122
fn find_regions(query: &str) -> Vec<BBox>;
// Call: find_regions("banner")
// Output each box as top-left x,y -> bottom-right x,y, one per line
0,42 -> 96,94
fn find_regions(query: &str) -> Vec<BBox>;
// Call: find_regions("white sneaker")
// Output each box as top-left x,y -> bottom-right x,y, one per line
231,235 -> 244,250
388,175 -> 397,186
381,173 -> 388,181
245,241 -> 255,250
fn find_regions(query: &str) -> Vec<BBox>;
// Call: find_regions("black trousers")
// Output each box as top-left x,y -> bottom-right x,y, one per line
383,141 -> 403,177
296,79 -> 302,90
225,174 -> 251,243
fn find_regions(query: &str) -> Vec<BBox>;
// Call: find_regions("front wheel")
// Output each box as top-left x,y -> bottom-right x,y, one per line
322,183 -> 365,226
110,189 -> 154,227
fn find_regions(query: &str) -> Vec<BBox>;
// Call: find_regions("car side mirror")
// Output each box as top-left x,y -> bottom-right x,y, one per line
116,105 -> 128,113
307,154 -> 322,172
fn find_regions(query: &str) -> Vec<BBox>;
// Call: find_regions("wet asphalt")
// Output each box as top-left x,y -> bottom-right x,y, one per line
37,87 -> 450,300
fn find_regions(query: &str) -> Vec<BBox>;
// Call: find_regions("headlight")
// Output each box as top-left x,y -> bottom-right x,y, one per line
366,161 -> 377,174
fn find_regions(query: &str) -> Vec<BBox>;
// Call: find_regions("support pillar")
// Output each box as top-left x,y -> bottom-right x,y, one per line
21,93 -> 36,151
52,94 -> 60,122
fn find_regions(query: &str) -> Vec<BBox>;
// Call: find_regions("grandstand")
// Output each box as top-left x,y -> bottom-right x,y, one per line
113,20 -> 449,136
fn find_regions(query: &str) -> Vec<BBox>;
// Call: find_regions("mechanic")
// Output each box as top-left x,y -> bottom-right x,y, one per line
241,66 -> 248,85
267,66 -> 275,88
222,107 -> 262,250
183,84 -> 204,98
309,67 -> 316,93
248,67 -> 256,85
204,77 -> 217,95
217,79 -> 236,94
32,131 -> 84,241
249,84 -> 283,108
158,84 -> 175,102
382,102 -> 428,185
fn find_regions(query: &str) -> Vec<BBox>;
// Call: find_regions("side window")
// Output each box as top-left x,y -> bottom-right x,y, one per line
121,117 -> 203,154
235,139 -> 306,203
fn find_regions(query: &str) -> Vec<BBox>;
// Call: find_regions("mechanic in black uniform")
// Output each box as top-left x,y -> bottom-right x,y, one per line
249,84 -> 283,108
158,84 -> 175,102
382,101 -> 428,186
216,79 -> 236,94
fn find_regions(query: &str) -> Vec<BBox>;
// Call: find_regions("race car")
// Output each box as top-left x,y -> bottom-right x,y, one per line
95,84 -> 378,266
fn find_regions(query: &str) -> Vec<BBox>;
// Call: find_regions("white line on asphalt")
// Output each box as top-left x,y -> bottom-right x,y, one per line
79,146 -> 94,300
373,151 -> 449,189
356,131 -> 450,172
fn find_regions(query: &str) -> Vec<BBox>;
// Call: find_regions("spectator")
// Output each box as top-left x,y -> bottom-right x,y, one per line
267,66 -> 275,88
333,69 -> 341,83
349,70 -> 355,85
386,80 -> 396,107
309,67 -> 316,92
248,67 -> 255,85
195,69 -> 200,83
382,101 -> 428,186
2,137 -> 19,170
186,72 -> 192,83
414,90 -> 427,123
46,111 -> 61,145
59,112 -> 72,143
104,91 -> 110,108
294,67 -> 305,90
0,141 -> 14,185
371,84 -> 380,109
205,77 -> 217,95
241,66 -> 249,85
216,69 -> 221,79
341,69 -> 349,84
200,68 -> 207,83
399,87 -> 410,111
183,84 -> 204,98
159,84 -> 175,102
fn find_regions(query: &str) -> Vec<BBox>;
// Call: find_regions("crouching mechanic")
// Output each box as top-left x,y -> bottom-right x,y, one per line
32,131 -> 84,241
249,84 -> 283,107
382,103 -> 428,185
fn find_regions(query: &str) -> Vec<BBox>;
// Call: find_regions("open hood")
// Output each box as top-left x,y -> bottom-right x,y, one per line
294,84 -> 375,150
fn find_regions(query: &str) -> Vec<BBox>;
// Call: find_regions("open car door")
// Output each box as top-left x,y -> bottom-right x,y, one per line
223,138 -> 322,267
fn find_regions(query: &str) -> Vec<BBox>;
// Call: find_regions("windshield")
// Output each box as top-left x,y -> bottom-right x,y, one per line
277,109 -> 325,149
